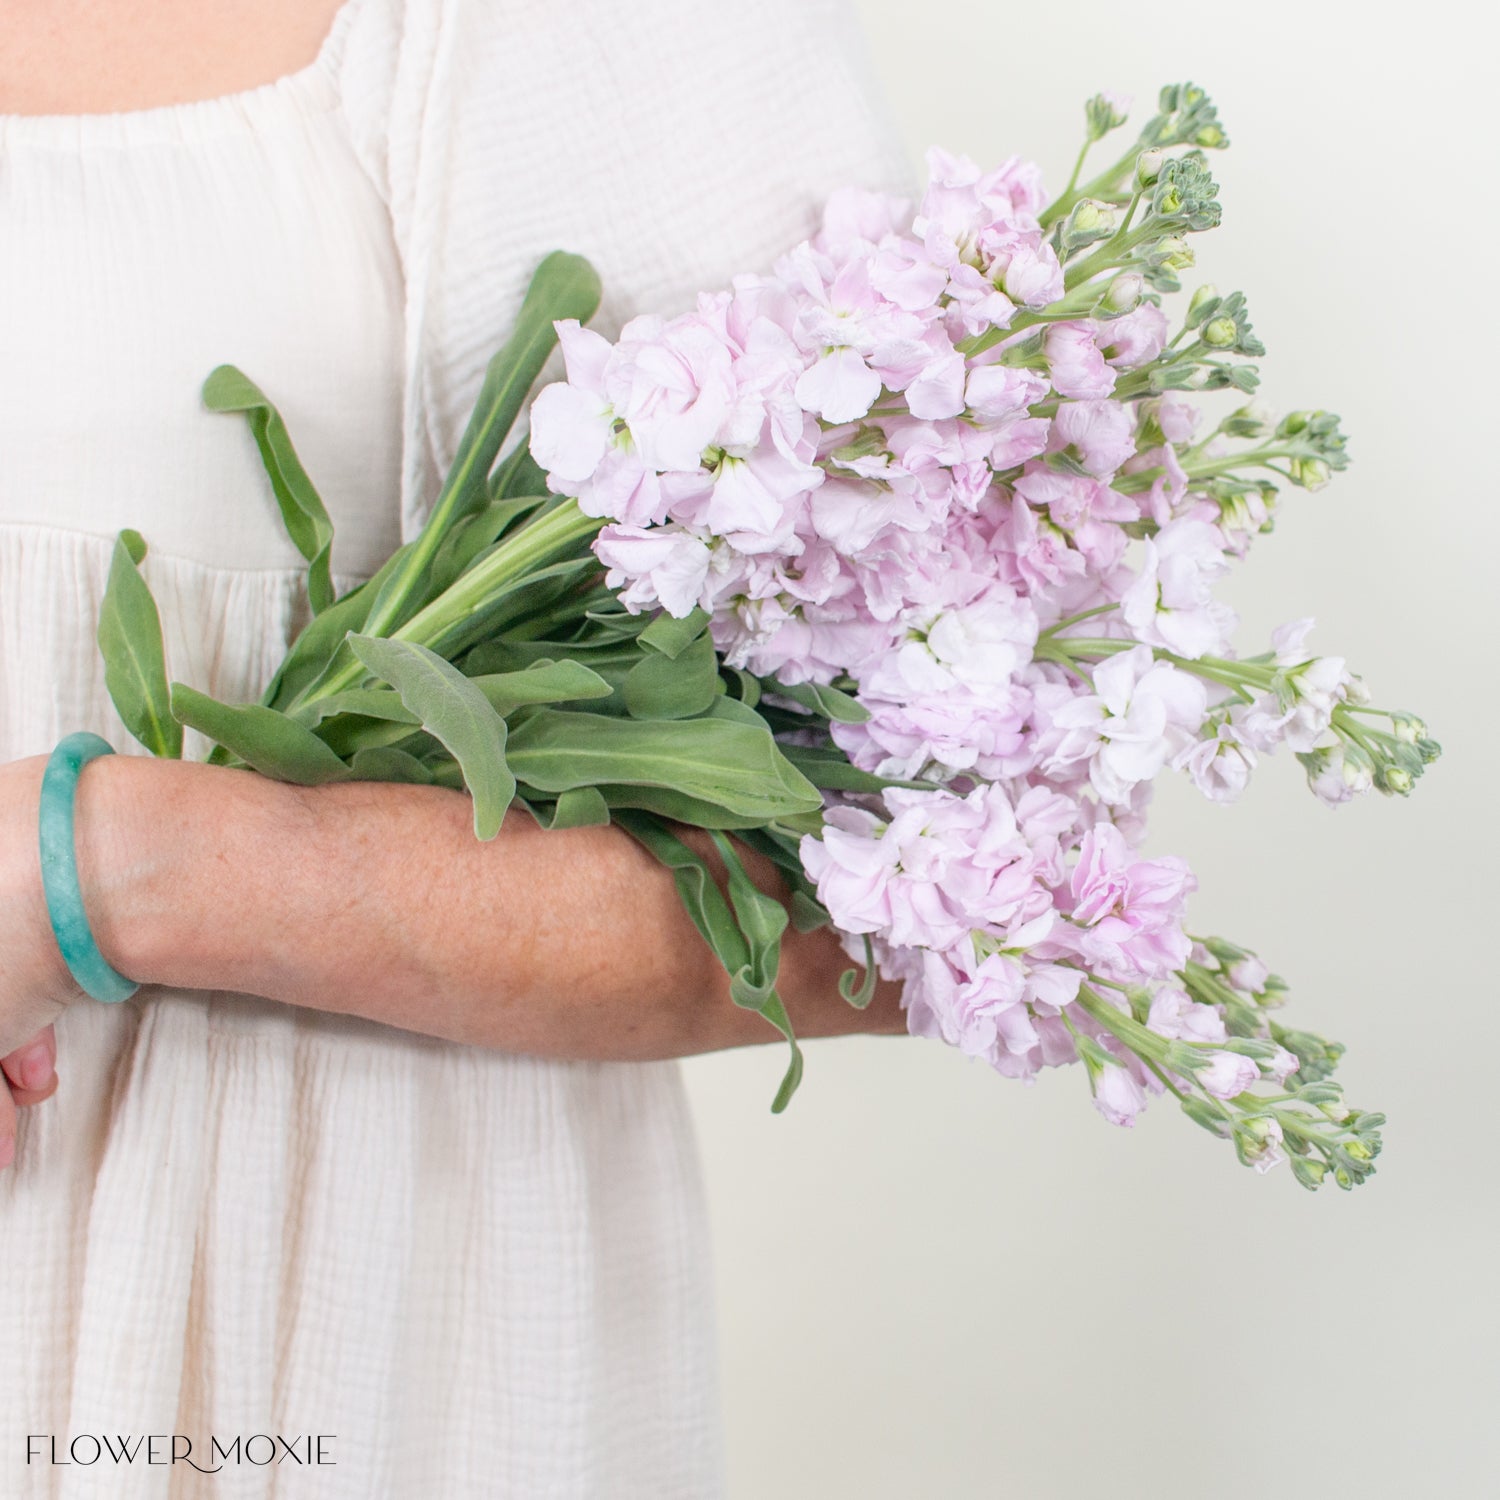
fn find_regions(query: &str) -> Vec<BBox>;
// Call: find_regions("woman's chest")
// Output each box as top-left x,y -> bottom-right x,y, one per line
0,106 -> 404,581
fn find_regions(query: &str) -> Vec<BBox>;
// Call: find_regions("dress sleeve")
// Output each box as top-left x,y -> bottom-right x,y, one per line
337,0 -> 917,542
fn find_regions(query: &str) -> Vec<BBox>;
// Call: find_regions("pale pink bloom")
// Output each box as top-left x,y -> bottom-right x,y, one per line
607,313 -> 736,471
1057,821 -> 1196,981
1100,303 -> 1169,368
965,365 -> 1048,425
795,345 -> 883,424
1147,985 -> 1228,1044
1091,1059 -> 1148,1127
1121,517 -> 1235,658
1197,1049 -> 1261,1100
1049,399 -> 1137,478
1228,953 -> 1270,994
1045,645 -> 1207,805
594,524 -> 711,616
1173,720 -> 1258,802
1155,391 -> 1202,444
996,238 -> 1065,307
1046,322 -> 1116,399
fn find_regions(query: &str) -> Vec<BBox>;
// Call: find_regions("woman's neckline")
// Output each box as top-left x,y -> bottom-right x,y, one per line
0,0 -> 368,149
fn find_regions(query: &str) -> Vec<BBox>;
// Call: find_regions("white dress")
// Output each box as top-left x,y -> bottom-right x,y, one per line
0,1 -> 909,1494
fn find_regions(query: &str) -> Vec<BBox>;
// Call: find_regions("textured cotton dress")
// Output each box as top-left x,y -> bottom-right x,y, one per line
0,1 -> 908,1494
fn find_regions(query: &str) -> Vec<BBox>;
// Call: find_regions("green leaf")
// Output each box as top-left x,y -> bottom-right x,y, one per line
346,635 -> 515,840
97,530 -> 181,758
778,743 -> 901,793
290,689 -> 421,729
505,710 -> 822,822
203,365 -> 336,613
347,746 -> 436,784
489,443 -> 551,500
617,814 -> 803,1112
766,677 -> 870,724
429,495 -> 549,595
622,627 -> 722,719
470,660 -> 613,716
541,787 -> 611,829
360,252 -> 603,639
638,606 -> 709,660
171,685 -> 352,784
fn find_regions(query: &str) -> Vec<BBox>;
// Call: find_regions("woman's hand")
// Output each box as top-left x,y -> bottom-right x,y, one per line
1,1024 -> 60,1168
0,755 -> 91,1167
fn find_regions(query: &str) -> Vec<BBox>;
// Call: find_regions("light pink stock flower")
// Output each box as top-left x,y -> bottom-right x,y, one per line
1055,822 -> 1196,981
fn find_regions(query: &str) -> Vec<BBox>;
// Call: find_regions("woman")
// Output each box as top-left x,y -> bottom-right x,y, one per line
0,0 -> 912,1493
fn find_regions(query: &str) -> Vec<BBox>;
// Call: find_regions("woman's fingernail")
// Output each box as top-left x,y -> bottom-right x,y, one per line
17,1045 -> 54,1093
0,1136 -> 14,1169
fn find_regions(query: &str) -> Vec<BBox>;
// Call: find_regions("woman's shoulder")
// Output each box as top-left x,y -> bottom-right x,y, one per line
335,0 -> 914,271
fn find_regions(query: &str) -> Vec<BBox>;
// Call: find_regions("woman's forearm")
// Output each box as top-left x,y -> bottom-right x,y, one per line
73,754 -> 905,1058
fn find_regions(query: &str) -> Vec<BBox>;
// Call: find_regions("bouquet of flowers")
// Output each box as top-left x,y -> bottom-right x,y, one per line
96,85 -> 1437,1190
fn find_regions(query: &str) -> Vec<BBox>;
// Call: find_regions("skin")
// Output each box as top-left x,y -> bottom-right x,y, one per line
0,0 -> 906,1168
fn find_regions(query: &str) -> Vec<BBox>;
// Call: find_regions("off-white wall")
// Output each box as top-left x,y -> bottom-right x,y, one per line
681,3 -> 1497,1495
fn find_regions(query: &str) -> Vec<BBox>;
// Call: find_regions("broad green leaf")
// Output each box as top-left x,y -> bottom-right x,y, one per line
347,635 -> 514,840
622,628 -> 722,720
574,784 -> 789,831
470,660 -> 612,716
97,529 -> 181,758
779,743 -> 901,793
766,677 -> 870,723
638,606 -> 709,660
489,443 -> 550,500
504,710 -> 822,821
541,787 -> 611,829
360,252 -> 602,638
290,689 -> 420,729
348,746 -> 436,784
617,814 -> 803,1112
171,685 -> 352,784
203,365 -> 336,613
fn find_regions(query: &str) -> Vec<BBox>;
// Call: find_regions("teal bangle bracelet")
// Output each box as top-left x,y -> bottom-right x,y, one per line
38,732 -> 140,1005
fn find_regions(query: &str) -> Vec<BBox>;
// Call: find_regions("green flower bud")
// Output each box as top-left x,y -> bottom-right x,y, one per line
1288,456 -> 1332,489
1202,315 -> 1238,348
1376,765 -> 1414,795
1060,199 -> 1117,255
1085,91 -> 1131,142
1290,1156 -> 1328,1190
1195,123 -> 1227,149
1100,272 -> 1144,314
1391,712 -> 1428,744
1135,147 -> 1165,187
1186,283 -> 1219,324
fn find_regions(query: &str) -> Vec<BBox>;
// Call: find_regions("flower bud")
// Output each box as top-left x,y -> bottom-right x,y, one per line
1289,456 -> 1332,489
1100,272 -> 1144,315
1195,123 -> 1227,149
1135,148 -> 1165,187
1290,1156 -> 1328,1190
1392,712 -> 1428,744
1086,91 -> 1132,141
1202,315 -> 1238,348
1187,283 -> 1219,323
1376,765 -> 1413,795
1148,236 -> 1195,271
1061,199 -> 1117,255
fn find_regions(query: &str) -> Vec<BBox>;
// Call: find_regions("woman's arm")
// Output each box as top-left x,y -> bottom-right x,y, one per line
38,753 -> 905,1059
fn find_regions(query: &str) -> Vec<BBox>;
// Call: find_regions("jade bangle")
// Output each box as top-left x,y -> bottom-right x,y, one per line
38,732 -> 140,1004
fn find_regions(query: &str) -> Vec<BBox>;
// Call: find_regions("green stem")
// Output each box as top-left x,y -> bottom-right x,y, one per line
295,500 -> 601,708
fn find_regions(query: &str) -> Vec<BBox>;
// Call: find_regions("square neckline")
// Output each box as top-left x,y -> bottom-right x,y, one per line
0,0 -> 369,148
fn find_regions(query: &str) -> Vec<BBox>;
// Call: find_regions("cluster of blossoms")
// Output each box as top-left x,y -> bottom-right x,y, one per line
530,86 -> 1431,1186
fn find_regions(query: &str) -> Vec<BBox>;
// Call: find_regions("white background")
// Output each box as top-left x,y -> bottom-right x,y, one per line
682,2 -> 1498,1495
